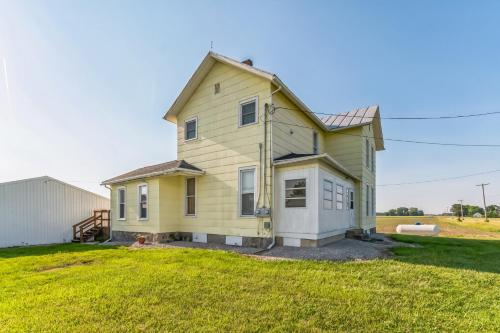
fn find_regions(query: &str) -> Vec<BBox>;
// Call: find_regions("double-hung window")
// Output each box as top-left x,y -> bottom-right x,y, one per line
371,186 -> 375,216
138,184 -> 148,219
313,132 -> 319,154
371,146 -> 375,173
118,188 -> 126,219
366,185 -> 370,217
366,139 -> 370,167
239,168 -> 256,216
239,98 -> 257,126
349,189 -> 354,210
186,178 -> 196,216
185,117 -> 197,141
323,180 -> 333,209
336,184 -> 344,210
285,179 -> 306,208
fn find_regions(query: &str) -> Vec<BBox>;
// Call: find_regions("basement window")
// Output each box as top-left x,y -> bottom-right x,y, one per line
185,117 -> 197,141
239,97 -> 257,126
285,179 -> 306,208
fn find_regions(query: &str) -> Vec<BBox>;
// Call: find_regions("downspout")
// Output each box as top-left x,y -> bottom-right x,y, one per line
103,184 -> 113,243
266,85 -> 282,250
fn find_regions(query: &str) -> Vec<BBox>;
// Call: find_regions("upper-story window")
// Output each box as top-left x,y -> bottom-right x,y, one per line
365,139 -> 369,167
313,132 -> 318,154
371,146 -> 375,172
239,97 -> 258,127
185,117 -> 197,141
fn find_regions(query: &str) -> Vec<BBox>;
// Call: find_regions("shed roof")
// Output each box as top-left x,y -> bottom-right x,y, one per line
273,153 -> 360,181
102,160 -> 203,185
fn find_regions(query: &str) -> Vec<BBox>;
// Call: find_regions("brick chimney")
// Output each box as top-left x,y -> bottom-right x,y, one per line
242,59 -> 253,66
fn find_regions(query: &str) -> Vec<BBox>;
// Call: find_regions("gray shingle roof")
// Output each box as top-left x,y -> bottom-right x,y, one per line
102,160 -> 202,185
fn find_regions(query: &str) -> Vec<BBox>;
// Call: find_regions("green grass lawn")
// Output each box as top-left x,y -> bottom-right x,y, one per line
377,216 -> 500,239
1,237 -> 499,332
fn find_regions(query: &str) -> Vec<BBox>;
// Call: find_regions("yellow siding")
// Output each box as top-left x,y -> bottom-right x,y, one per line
158,176 -> 182,232
271,91 -> 324,159
176,62 -> 272,237
323,125 -> 377,230
111,178 -> 160,233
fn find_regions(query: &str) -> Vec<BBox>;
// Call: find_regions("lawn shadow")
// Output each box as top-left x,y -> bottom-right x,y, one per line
0,243 -> 119,259
390,234 -> 500,274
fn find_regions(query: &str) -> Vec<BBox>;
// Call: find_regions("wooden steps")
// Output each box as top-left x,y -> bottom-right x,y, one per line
72,210 -> 110,243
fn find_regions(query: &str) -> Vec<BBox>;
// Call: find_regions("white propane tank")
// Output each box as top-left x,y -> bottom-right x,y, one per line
396,224 -> 440,235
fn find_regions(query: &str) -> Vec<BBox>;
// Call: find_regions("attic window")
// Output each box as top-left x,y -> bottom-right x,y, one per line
214,82 -> 220,94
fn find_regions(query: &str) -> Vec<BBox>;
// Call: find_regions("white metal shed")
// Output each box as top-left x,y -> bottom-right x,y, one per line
0,176 -> 109,247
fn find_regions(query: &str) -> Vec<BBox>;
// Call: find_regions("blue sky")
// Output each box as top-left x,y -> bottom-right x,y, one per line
1,0 -> 499,213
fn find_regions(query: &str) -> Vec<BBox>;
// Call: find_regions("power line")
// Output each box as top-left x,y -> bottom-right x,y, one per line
377,169 -> 500,187
274,106 -> 500,120
270,120 -> 500,147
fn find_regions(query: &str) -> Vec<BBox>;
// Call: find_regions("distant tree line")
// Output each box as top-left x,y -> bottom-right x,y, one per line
450,203 -> 500,218
382,207 -> 424,216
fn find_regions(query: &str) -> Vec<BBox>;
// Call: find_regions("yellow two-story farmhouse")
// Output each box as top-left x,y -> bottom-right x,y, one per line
102,52 -> 384,247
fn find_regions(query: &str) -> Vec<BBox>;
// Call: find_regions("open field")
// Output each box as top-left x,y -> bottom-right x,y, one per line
1,234 -> 499,332
377,216 -> 500,239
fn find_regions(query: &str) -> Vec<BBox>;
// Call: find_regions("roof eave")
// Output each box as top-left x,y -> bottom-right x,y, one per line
101,168 -> 205,186
273,153 -> 360,181
271,76 -> 329,131
163,51 -> 274,124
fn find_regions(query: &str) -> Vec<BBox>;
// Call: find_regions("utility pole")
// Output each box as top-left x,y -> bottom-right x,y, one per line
458,200 -> 464,221
476,183 -> 490,222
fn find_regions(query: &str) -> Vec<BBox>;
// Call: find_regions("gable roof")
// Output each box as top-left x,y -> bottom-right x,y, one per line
321,105 -> 384,150
102,160 -> 203,185
163,52 -> 384,150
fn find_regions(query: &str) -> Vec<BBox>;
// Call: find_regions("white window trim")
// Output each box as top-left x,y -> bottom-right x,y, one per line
349,188 -> 354,210
366,139 -> 370,168
238,96 -> 259,127
117,186 -> 126,220
284,177 -> 307,209
137,183 -> 148,220
366,184 -> 370,217
371,146 -> 375,173
313,131 -> 319,154
371,186 -> 375,216
184,116 -> 198,142
336,183 -> 344,210
185,177 -> 197,217
323,179 -> 333,210
238,166 -> 257,217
